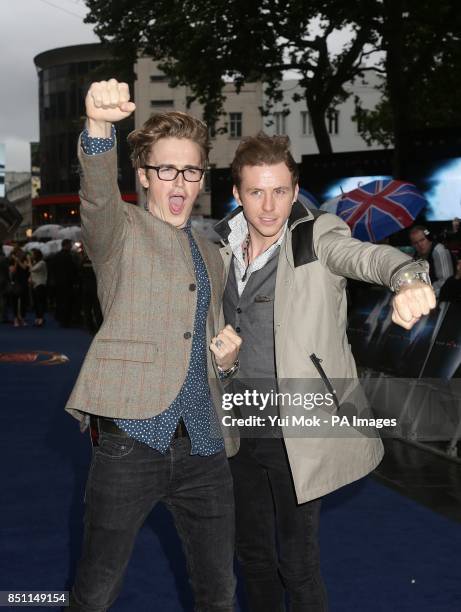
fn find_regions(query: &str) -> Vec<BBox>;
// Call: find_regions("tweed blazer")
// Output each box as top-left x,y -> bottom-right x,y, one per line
65,144 -> 227,427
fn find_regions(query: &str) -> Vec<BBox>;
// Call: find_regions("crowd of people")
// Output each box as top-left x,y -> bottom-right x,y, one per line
0,238 -> 102,333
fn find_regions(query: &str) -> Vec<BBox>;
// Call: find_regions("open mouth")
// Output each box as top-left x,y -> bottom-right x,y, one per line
168,194 -> 186,215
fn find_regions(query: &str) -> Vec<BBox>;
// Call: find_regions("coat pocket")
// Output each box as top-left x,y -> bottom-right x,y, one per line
309,353 -> 341,412
94,339 -> 158,363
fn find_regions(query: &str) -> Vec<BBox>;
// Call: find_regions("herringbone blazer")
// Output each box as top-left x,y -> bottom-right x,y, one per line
65,144 -> 226,427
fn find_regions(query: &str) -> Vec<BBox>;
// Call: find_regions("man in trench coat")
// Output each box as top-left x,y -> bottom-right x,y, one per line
214,131 -> 436,611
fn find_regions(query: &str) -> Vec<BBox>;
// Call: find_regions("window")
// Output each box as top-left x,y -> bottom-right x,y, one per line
301,111 -> 313,136
229,113 -> 242,138
327,110 -> 339,135
355,108 -> 366,134
150,99 -> 174,108
274,112 -> 286,135
150,74 -> 167,82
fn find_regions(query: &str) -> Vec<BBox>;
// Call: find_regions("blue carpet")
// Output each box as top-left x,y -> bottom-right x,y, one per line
1,318 -> 460,611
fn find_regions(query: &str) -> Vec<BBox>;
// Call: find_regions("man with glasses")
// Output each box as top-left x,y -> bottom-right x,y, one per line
65,79 -> 241,611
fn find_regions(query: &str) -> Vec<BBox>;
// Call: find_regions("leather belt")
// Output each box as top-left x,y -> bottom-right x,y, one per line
90,415 -> 128,436
90,415 -> 189,439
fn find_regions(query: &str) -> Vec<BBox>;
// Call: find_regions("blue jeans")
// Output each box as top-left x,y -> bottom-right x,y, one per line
69,430 -> 236,611
229,438 -> 328,612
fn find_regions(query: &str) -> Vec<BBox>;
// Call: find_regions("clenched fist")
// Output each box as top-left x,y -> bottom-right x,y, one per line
391,281 -> 436,329
210,325 -> 242,372
85,79 -> 136,137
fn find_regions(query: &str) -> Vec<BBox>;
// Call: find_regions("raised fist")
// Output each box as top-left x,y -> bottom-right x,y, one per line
85,79 -> 136,125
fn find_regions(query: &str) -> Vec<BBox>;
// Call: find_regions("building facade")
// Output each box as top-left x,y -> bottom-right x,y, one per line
33,44 -> 136,227
263,77 -> 384,161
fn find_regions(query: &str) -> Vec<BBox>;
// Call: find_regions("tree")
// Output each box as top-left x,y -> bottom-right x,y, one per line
354,0 -> 461,175
83,0 -> 379,154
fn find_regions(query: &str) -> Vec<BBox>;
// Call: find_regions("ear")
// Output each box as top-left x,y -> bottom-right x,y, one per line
232,185 -> 242,207
293,183 -> 299,204
137,167 -> 150,190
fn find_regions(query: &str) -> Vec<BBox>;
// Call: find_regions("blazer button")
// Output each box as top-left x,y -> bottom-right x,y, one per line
184,331 -> 192,339
236,307 -> 242,313
189,283 -> 196,291
236,326 -> 241,333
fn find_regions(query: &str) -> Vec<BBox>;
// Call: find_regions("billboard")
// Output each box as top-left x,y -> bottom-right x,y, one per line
0,143 -> 5,198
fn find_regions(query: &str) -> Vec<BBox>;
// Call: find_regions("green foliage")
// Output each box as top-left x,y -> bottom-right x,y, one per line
353,0 -> 461,148
83,0 -> 461,158
83,0 -> 378,153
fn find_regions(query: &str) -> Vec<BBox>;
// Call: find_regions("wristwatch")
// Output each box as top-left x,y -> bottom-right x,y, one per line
392,267 -> 431,294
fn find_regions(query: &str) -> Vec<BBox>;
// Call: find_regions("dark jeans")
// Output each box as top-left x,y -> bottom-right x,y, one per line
230,438 -> 328,612
69,430 -> 236,612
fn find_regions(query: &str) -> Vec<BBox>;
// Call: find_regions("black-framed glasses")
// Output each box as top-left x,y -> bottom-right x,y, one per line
144,164 -> 205,182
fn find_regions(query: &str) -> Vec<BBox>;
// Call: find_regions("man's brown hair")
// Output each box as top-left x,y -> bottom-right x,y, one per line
127,111 -> 210,168
231,132 -> 299,189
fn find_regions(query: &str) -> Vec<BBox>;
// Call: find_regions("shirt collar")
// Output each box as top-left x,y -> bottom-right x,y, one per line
227,209 -> 287,264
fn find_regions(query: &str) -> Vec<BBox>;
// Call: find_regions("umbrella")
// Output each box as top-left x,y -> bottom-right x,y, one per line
32,224 -> 63,239
320,195 -> 343,214
42,239 -> 63,256
297,188 -> 319,211
57,226 -> 82,241
22,242 -> 48,255
333,180 -> 427,242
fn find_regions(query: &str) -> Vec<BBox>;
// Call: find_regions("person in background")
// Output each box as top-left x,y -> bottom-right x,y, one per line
53,238 -> 78,327
29,248 -> 47,327
9,246 -> 29,327
409,225 -> 454,297
0,244 -> 10,322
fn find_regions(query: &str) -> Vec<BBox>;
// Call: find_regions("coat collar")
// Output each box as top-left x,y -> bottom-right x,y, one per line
214,201 -> 322,268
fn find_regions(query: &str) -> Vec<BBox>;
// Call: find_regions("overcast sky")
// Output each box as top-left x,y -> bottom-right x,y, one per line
0,0 -> 98,171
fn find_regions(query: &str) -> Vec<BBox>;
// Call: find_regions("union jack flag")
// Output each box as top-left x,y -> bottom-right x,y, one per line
337,179 -> 427,242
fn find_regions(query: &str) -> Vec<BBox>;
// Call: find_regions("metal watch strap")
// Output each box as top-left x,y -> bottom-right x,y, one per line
217,359 -> 240,379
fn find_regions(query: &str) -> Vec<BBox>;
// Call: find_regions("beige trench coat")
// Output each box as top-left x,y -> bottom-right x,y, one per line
218,204 -> 417,503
